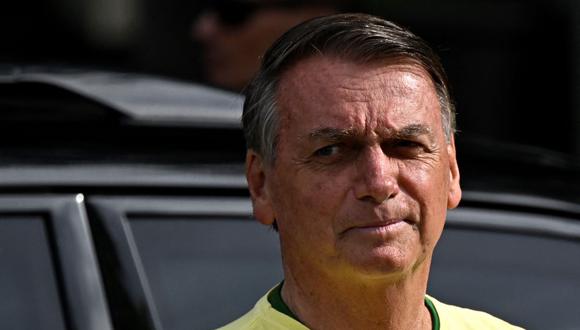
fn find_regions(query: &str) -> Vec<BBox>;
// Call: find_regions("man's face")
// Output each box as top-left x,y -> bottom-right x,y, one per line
247,56 -> 461,280
192,1 -> 333,90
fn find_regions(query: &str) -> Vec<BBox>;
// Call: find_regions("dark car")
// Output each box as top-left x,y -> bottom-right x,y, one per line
0,68 -> 578,330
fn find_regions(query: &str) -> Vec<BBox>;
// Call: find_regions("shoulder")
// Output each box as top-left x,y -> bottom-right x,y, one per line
216,292 -> 308,330
428,295 -> 525,330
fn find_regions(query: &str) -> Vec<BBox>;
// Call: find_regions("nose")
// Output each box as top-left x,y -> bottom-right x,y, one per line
353,146 -> 400,204
192,11 -> 219,42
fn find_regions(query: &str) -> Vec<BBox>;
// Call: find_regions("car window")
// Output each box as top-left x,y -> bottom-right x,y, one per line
129,217 -> 283,330
429,208 -> 580,329
0,216 -> 68,330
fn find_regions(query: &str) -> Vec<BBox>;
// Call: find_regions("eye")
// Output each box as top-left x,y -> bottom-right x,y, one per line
394,140 -> 422,149
314,144 -> 340,157
386,139 -> 426,158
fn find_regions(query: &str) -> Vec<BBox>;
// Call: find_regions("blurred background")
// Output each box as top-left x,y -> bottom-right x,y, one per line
2,0 -> 580,158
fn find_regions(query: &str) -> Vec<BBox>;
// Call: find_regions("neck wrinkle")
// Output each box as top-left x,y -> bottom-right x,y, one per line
281,256 -> 434,330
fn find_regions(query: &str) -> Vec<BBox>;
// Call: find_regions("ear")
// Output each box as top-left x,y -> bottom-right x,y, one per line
446,136 -> 462,209
245,150 -> 276,225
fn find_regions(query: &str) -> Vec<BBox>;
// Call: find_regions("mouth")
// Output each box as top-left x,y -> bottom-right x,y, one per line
202,47 -> 225,66
203,52 -> 222,68
341,219 -> 410,236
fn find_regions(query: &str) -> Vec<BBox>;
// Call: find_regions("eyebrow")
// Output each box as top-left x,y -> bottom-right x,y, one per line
395,124 -> 433,139
307,127 -> 357,141
306,124 -> 433,141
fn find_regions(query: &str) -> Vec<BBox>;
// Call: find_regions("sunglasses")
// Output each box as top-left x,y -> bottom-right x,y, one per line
200,0 -> 305,27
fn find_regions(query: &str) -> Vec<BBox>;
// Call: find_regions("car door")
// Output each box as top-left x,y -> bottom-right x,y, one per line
86,195 -> 283,330
0,195 -> 112,330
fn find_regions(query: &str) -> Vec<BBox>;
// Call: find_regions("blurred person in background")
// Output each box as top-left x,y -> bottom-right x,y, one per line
192,0 -> 355,91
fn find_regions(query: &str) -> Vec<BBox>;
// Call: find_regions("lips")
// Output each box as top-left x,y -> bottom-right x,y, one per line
338,202 -> 417,236
340,218 -> 410,236
355,219 -> 405,229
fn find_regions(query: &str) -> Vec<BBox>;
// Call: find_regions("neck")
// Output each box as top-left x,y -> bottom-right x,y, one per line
281,259 -> 433,330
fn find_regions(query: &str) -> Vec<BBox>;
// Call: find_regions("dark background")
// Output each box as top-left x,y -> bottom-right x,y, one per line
2,0 -> 580,158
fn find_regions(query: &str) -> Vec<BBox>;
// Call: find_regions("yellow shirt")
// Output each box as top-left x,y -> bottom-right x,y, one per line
217,290 -> 525,330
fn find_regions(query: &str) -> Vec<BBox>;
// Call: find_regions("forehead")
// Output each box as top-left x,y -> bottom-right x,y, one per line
276,56 -> 442,135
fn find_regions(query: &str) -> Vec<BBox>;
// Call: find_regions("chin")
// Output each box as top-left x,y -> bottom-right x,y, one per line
343,246 -> 425,280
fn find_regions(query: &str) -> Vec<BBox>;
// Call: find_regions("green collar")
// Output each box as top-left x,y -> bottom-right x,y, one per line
424,295 -> 441,330
267,282 -> 300,321
267,282 -> 441,330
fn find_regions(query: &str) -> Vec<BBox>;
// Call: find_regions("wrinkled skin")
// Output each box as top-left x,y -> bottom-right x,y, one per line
246,56 -> 461,328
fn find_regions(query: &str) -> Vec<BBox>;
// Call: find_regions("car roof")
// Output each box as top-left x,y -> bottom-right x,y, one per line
0,66 -> 244,128
0,67 -> 247,191
456,136 -> 580,204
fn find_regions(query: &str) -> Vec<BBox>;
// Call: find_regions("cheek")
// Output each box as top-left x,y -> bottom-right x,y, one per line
242,17 -> 286,55
399,158 -> 449,201
269,171 -> 349,234
275,176 -> 340,216
399,162 -> 449,234
270,176 -> 345,259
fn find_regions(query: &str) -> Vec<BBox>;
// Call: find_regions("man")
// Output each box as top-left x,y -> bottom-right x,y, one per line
192,0 -> 351,91
221,13 -> 524,329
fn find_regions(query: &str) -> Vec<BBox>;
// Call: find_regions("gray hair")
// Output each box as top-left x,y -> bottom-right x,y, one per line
243,13 -> 456,165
